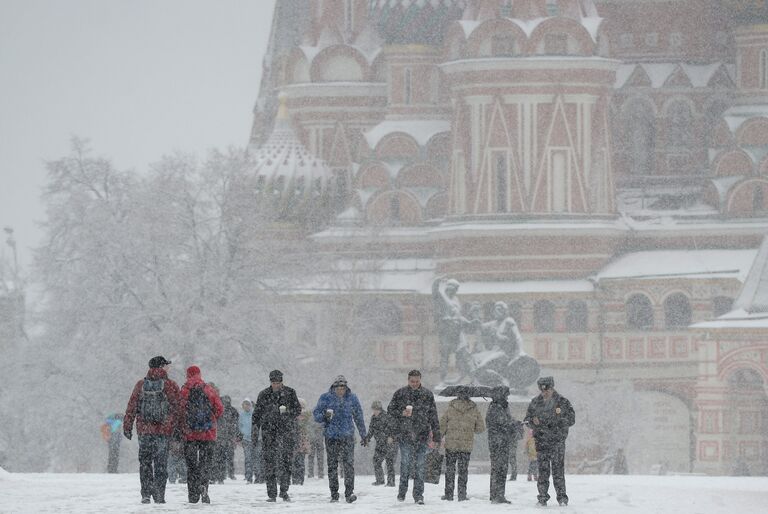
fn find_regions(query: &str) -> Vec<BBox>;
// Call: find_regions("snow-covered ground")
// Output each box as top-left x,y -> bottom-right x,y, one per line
1,471 -> 767,513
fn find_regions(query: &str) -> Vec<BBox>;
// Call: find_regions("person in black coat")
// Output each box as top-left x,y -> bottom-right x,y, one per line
364,400 -> 398,487
252,370 -> 302,502
524,376 -> 575,507
387,369 -> 441,505
485,385 -> 518,504
213,395 -> 240,482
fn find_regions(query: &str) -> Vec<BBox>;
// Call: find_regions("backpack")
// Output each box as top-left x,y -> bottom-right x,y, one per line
140,378 -> 169,423
186,385 -> 214,432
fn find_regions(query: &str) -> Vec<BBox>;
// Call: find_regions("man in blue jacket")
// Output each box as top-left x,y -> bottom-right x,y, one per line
313,375 -> 367,503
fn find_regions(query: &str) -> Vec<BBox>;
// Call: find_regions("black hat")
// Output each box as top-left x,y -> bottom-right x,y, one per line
332,375 -> 348,387
371,400 -> 383,410
269,369 -> 283,382
537,376 -> 554,389
148,356 -> 171,368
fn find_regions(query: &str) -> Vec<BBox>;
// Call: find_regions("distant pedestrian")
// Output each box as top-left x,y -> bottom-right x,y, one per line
252,369 -> 301,502
486,385 -> 516,503
440,386 -> 485,501
509,417 -> 524,480
364,400 -> 397,487
306,418 -> 325,479
313,375 -> 367,503
239,399 -> 256,483
179,365 -> 224,504
123,356 -> 181,504
100,413 -> 123,473
524,376 -> 575,507
387,369 -> 441,505
292,397 -> 312,485
613,448 -> 629,474
213,395 -> 239,482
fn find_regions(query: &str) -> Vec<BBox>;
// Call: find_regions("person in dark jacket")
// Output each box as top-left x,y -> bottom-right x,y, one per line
313,375 -> 367,503
179,365 -> 224,504
486,385 -> 518,503
123,356 -> 181,504
524,376 -> 575,507
387,369 -> 441,505
213,395 -> 239,482
252,369 -> 301,502
364,400 -> 398,487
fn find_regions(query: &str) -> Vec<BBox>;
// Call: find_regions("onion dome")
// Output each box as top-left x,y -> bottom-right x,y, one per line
370,0 -> 466,45
250,98 -> 334,226
723,0 -> 768,26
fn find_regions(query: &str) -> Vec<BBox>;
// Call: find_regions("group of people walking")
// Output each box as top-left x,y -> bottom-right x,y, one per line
123,357 -> 575,506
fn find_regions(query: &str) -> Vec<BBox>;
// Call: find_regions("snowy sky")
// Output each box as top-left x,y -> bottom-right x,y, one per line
0,0 -> 276,270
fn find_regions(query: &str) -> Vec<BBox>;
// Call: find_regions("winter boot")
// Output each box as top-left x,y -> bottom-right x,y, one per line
201,484 -> 210,504
346,494 -> 357,503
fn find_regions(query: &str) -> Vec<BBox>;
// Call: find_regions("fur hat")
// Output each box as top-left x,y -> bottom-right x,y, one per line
148,356 -> 171,368
537,376 -> 555,389
332,375 -> 348,387
269,369 -> 283,382
371,400 -> 383,411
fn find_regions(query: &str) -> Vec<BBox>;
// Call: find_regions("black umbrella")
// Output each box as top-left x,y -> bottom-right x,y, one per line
439,384 -> 496,398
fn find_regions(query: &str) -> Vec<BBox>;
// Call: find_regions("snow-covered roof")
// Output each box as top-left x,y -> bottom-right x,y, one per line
364,120 -> 451,149
615,62 -> 728,89
596,249 -> 758,282
692,308 -> 768,329
459,279 -> 594,295
734,236 -> 768,313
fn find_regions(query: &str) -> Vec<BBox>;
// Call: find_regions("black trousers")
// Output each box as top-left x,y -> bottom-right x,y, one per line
373,442 -> 396,485
307,437 -> 324,478
537,441 -> 567,504
263,433 -> 294,498
489,437 -> 510,500
107,437 -> 120,473
138,435 -> 168,500
326,437 -> 355,498
444,450 -> 470,498
184,440 -> 214,501
213,441 -> 235,480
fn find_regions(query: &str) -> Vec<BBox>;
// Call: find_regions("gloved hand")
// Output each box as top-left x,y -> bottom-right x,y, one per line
360,439 -> 368,447
123,428 -> 132,440
323,411 -> 333,422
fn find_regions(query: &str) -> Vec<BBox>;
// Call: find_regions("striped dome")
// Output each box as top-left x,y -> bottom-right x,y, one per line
369,0 -> 466,45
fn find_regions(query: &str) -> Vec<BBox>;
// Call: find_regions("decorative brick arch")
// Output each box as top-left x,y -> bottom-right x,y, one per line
736,117 -> 768,147
356,162 -> 391,189
466,18 -> 527,57
310,44 -> 370,82
285,47 -> 311,84
725,178 -> 768,215
712,149 -> 754,177
425,191 -> 448,220
366,189 -> 422,225
526,18 -> 595,56
374,133 -> 420,160
718,351 -> 768,386
396,163 -> 443,188
443,22 -> 468,61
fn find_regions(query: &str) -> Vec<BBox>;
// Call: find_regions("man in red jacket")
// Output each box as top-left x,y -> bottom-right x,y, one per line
123,355 -> 181,504
179,365 -> 224,504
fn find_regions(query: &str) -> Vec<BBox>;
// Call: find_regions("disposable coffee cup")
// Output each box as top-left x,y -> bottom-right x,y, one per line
327,409 -> 334,418
406,405 -> 413,414
279,405 -> 287,414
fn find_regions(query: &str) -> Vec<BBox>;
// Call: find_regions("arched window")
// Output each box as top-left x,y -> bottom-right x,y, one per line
565,300 -> 588,332
626,294 -> 654,330
389,195 -> 401,223
546,0 -> 559,16
495,154 -> 507,212
621,101 -> 656,175
753,185 -> 765,212
761,49 -> 768,89
664,293 -> 691,329
354,299 -> 402,335
667,101 -> 693,150
713,296 -> 734,317
534,300 -> 556,332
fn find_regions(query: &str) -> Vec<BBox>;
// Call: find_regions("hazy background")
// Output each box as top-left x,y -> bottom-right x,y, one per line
0,0 -> 276,271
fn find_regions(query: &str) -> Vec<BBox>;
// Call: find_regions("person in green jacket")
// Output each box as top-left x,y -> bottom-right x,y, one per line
439,386 -> 485,501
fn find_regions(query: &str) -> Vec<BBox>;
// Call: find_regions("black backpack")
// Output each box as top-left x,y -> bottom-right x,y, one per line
140,378 -> 169,423
186,385 -> 213,432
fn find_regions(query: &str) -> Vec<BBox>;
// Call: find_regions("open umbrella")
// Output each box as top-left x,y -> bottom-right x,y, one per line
439,384 -> 496,398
